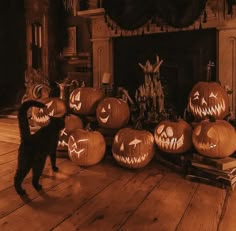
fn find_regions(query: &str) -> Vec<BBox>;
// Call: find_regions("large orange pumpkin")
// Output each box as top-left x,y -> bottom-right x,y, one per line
57,114 -> 83,151
68,129 -> 106,166
192,119 -> 236,158
96,97 -> 130,129
154,119 -> 192,154
188,81 -> 229,121
31,97 -> 67,126
112,128 -> 154,169
69,87 -> 104,115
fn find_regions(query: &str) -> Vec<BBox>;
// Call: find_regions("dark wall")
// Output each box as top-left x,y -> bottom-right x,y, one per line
0,0 -> 26,107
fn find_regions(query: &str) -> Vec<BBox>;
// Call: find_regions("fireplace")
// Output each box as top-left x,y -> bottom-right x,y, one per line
78,7 -> 236,119
113,29 -> 216,115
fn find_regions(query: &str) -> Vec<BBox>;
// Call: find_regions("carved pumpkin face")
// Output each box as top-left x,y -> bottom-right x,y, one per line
96,97 -> 130,129
112,128 -> 154,169
192,119 -> 236,158
69,87 -> 104,115
31,97 -> 66,126
68,129 -> 106,166
154,119 -> 192,154
57,114 -> 83,151
188,82 -> 229,120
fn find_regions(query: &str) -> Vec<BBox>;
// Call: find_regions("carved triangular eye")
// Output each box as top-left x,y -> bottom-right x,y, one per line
102,107 -> 106,113
157,125 -> 164,134
207,127 -> 216,138
120,142 -> 124,151
46,101 -> 53,108
115,135 -> 119,143
195,126 -> 201,136
108,104 -> 111,109
75,91 -> 80,101
166,126 -> 173,137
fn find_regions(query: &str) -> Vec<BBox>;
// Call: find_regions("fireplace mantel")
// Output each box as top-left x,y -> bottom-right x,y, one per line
77,5 -> 236,118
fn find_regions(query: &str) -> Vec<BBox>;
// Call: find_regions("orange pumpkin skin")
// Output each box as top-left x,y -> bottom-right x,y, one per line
68,129 -> 106,166
69,87 -> 104,115
31,97 -> 67,126
154,119 -> 192,154
112,128 -> 154,169
192,119 -> 236,158
57,114 -> 83,151
96,97 -> 130,129
188,82 -> 229,121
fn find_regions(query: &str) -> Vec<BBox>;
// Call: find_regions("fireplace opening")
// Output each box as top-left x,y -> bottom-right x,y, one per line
113,28 -> 217,116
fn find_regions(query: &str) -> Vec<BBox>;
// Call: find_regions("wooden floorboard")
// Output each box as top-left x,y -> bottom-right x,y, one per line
0,118 -> 236,231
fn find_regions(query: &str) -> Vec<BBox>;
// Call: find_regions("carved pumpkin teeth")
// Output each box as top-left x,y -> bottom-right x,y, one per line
189,99 -> 226,117
32,113 -> 50,123
113,152 -> 148,164
193,141 -> 216,150
155,134 -> 184,150
58,140 -> 68,147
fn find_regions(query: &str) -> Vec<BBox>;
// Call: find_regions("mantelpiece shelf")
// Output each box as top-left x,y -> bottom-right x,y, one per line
77,8 -> 105,18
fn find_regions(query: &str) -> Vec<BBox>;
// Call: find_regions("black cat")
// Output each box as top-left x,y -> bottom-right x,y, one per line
14,100 -> 65,196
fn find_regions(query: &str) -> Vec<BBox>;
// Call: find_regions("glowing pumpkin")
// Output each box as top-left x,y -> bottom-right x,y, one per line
192,119 -> 236,158
57,114 -> 83,151
69,87 -> 104,115
96,97 -> 130,129
31,97 -> 67,126
112,128 -> 154,169
68,129 -> 106,166
188,81 -> 229,121
154,119 -> 192,154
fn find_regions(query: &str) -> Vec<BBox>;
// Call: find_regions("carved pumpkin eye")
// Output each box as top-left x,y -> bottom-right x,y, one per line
194,126 -> 202,136
129,138 -> 142,148
46,101 -> 53,108
193,91 -> 199,100
75,91 -> 80,101
166,126 -> 173,137
120,143 -> 124,151
157,124 -> 165,134
207,127 -> 216,138
115,135 -> 119,143
60,128 -> 67,136
101,107 -> 106,113
209,92 -> 217,98
108,104 -> 111,109
70,136 -> 77,149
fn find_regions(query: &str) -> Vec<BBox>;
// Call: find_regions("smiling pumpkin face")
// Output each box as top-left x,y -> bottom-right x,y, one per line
154,119 -> 192,154
31,97 -> 66,126
96,97 -> 130,129
112,128 -> 154,169
192,119 -> 236,158
188,82 -> 229,120
69,87 -> 104,115
68,129 -> 106,166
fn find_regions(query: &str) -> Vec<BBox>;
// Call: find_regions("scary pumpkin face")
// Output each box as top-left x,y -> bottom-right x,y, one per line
96,97 -> 130,129
154,119 -> 192,154
31,97 -> 66,126
192,119 -> 236,158
188,82 -> 229,120
57,114 -> 83,151
112,128 -> 154,169
69,87 -> 104,115
68,129 -> 106,166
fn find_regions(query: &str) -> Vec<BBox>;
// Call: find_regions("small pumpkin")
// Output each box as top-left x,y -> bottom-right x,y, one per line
188,81 -> 229,121
69,87 -> 104,115
31,97 -> 67,126
68,128 -> 106,166
57,114 -> 83,151
96,97 -> 130,129
112,128 -> 154,169
192,118 -> 236,158
154,118 -> 192,154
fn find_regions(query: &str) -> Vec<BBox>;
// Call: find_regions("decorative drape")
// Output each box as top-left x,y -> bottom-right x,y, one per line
103,0 -> 208,29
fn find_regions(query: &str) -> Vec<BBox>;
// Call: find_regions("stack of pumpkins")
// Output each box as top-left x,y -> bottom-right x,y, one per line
31,79 -> 236,170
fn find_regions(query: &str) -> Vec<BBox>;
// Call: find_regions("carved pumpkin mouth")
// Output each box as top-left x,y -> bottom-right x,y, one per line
155,134 -> 184,150
69,91 -> 82,111
113,152 -> 149,165
32,101 -> 55,123
98,104 -> 111,124
58,128 -> 68,147
68,136 -> 88,158
193,141 -> 217,151
189,98 -> 226,118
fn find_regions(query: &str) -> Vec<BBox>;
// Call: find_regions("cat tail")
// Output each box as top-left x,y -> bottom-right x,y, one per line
18,100 -> 45,141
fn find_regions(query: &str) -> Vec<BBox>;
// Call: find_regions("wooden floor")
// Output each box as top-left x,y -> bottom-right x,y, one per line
0,118 -> 236,231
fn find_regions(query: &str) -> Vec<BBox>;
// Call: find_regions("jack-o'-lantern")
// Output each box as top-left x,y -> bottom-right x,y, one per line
154,119 -> 192,154
192,118 -> 236,158
96,97 -> 130,129
69,87 -> 104,115
112,128 -> 154,169
188,81 -> 229,121
31,97 -> 67,126
68,129 -> 106,166
57,114 -> 83,151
